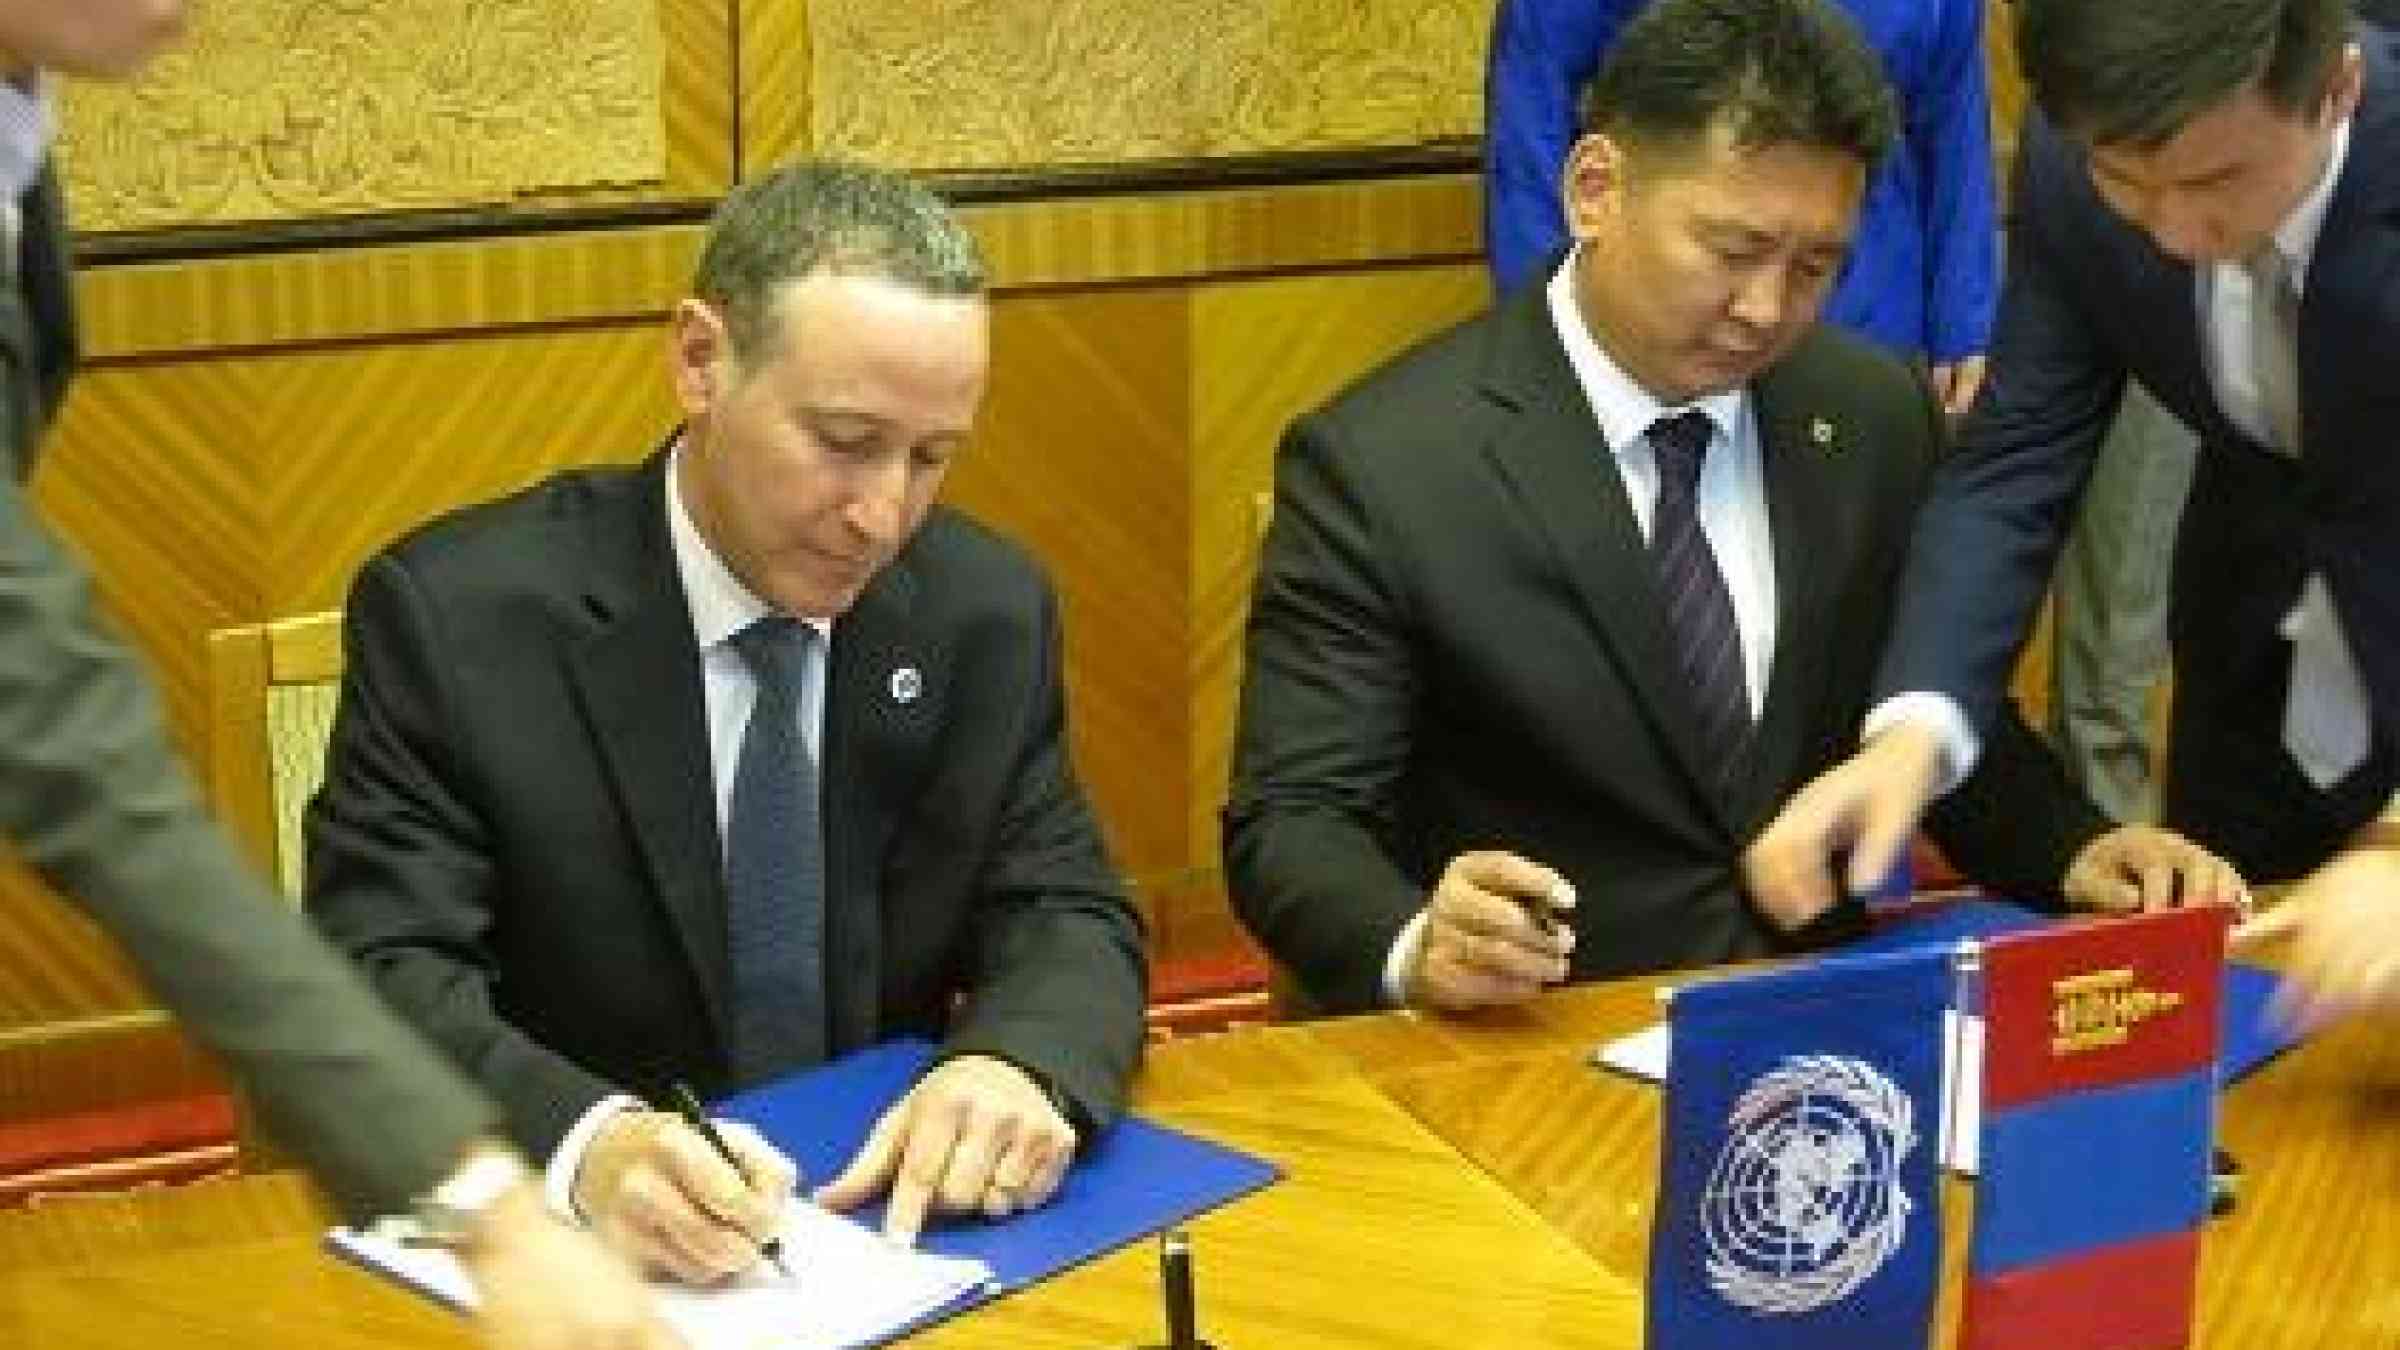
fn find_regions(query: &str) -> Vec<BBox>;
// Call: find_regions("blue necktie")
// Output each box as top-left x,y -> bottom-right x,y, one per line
725,616 -> 827,1084
1648,412 -> 1754,769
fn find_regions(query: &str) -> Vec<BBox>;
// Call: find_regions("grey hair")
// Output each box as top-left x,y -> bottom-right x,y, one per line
693,160 -> 986,368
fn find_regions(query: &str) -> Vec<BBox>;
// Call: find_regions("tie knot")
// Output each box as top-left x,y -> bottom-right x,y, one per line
730,615 -> 812,694
1648,411 -> 1714,494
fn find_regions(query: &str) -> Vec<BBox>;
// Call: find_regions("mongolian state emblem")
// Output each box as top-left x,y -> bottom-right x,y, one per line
1700,1055 -> 1917,1315
2051,966 -> 2182,1055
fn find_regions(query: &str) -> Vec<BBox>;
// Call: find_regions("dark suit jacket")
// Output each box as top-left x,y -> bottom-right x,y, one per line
306,451 -> 1146,1158
1877,31 -> 2400,881
1225,286 -> 2107,1013
0,171 -> 494,1219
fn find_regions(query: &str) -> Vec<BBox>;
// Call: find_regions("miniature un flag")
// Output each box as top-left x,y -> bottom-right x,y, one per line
1647,944 -> 1957,1347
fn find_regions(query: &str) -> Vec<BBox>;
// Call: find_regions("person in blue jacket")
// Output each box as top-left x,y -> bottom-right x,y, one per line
1484,0 -> 1998,417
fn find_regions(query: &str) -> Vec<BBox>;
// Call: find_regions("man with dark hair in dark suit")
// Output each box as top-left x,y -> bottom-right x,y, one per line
308,160 -> 1146,1275
1225,0 -> 2240,1016
0,3 -> 675,1346
1751,0 -> 2400,1024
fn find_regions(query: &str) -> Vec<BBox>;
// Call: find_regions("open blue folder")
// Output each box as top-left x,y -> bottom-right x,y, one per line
715,1039 -> 1280,1341
1855,897 -> 2305,1082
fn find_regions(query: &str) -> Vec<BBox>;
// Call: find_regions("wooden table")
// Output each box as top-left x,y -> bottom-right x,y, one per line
0,973 -> 2393,1347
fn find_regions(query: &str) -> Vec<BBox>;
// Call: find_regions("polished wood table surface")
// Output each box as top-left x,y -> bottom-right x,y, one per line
0,970 -> 2393,1347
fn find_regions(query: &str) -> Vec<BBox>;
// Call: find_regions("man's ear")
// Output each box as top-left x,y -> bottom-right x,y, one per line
668,299 -> 732,418
2320,43 -> 2366,126
1561,132 -> 1628,242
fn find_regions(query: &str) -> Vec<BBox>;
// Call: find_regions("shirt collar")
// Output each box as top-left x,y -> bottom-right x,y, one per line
2267,114 -> 2350,280
1546,247 -> 1745,455
0,74 -> 52,202
665,439 -> 832,651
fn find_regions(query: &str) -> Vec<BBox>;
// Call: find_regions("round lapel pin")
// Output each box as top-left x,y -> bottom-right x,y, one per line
889,665 -> 923,705
1810,417 -> 1838,454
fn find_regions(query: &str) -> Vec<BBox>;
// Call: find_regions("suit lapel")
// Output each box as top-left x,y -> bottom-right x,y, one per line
819,552 -> 942,1053
1474,291 -> 1730,829
562,451 -> 734,1049
1744,360 -> 1848,828
2301,44 -> 2400,488
0,170 -> 70,480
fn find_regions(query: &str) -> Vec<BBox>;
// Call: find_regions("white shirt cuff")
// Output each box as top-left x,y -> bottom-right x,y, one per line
1381,907 -> 1434,1007
544,1093 -> 642,1222
1863,692 -> 1979,795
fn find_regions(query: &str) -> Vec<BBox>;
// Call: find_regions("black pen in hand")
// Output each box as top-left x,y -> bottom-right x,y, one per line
665,1081 -> 796,1280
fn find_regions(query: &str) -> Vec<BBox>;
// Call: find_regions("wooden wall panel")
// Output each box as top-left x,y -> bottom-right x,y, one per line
32,364 -> 268,750
792,0 -> 1490,172
739,0 -> 815,178
1186,266 -> 1493,881
957,289 -> 1193,878
73,177 -> 1480,361
62,0 -> 731,233
0,867 -> 152,1023
254,330 -> 680,615
661,0 -> 740,198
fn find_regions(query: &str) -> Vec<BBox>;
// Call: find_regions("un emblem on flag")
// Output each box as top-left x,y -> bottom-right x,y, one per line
1701,1054 -> 1918,1315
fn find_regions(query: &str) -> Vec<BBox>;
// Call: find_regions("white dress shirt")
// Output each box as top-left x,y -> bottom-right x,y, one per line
1381,251 -> 1783,1003
1870,117 -> 2356,793
545,442 -> 832,1217
0,75 -> 52,288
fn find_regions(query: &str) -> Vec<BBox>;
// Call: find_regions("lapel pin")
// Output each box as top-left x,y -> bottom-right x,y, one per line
888,665 -> 923,705
1809,416 -> 1839,455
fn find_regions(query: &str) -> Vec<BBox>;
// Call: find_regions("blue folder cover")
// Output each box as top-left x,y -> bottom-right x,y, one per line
1854,896 -> 2304,1082
715,1039 -> 1281,1341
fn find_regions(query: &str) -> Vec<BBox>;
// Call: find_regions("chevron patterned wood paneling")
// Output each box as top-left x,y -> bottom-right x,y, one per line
951,287 -> 1191,878
739,0 -> 815,177
253,330 -> 681,615
1187,265 -> 1491,870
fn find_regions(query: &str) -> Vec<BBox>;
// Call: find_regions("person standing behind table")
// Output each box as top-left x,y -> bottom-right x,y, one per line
1749,0 -> 2398,1023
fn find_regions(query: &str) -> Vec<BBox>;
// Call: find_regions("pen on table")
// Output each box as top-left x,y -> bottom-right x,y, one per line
1522,876 -> 1575,938
1160,1229 -> 1201,1350
665,1080 -> 795,1280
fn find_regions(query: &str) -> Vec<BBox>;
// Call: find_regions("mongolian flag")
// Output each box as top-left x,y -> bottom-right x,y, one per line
1648,945 -> 1959,1347
1960,906 -> 2230,1348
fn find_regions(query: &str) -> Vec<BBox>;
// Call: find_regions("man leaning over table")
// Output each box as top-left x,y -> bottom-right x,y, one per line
1746,0 -> 2400,1028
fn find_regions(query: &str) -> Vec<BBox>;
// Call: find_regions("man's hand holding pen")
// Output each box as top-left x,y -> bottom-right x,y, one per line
1403,850 -> 1578,1011
574,1108 -> 798,1285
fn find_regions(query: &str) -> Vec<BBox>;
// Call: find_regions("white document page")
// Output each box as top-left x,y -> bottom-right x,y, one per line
329,1197 -> 995,1349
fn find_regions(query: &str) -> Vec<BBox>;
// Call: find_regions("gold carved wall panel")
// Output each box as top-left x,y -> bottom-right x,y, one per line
805,0 -> 1491,170
60,0 -> 669,232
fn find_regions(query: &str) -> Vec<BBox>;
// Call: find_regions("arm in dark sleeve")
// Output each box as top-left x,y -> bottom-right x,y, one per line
941,580 -> 1146,1137
1873,121 -> 2128,734
1924,695 -> 2111,909
1913,0 -> 2000,364
1483,0 -> 1625,293
1223,416 -> 1433,1014
0,477 -> 495,1221
306,555 -> 616,1159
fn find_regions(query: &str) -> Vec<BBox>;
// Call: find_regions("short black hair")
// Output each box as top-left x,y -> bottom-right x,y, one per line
2017,0 -> 2354,148
1578,0 -> 1898,173
693,159 -> 985,370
